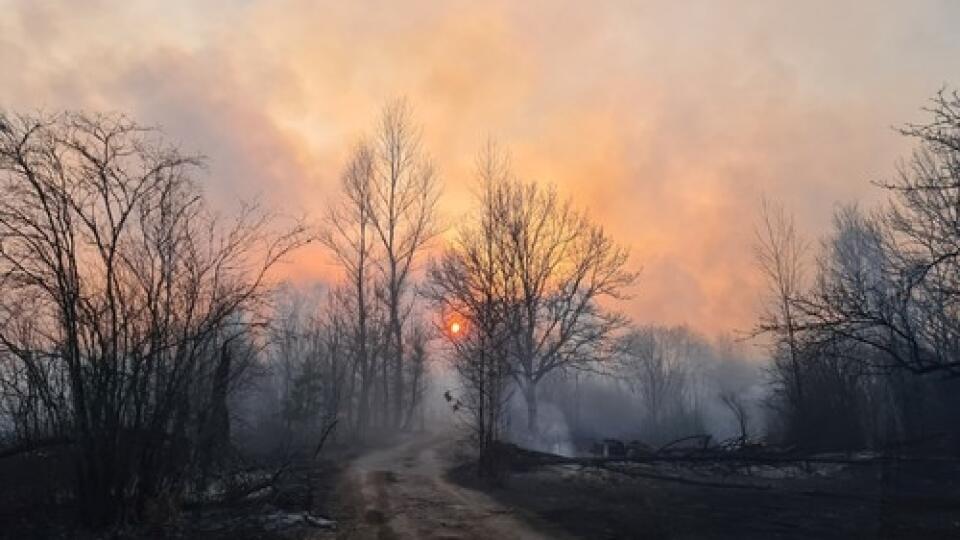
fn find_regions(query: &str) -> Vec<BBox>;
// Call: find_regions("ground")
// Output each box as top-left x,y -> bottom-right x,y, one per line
446,447 -> 960,539
330,434 -> 960,539
331,434 -> 572,539
3,434 -> 960,538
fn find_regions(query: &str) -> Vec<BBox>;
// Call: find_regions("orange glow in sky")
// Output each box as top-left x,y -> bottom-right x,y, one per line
4,1 -> 958,337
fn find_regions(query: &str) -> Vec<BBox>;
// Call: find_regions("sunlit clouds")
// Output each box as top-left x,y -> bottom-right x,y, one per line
3,0 -> 959,335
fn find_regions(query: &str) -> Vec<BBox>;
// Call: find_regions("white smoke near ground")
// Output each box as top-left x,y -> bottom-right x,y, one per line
506,399 -> 575,457
497,326 -> 768,456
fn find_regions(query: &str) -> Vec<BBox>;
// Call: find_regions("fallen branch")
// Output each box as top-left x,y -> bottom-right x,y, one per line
313,419 -> 339,460
655,434 -> 712,456
221,461 -> 291,504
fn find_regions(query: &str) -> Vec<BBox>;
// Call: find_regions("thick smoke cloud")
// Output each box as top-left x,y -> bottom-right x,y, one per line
3,0 -> 958,335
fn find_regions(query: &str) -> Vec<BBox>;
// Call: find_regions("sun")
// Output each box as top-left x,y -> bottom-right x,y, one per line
444,312 -> 467,339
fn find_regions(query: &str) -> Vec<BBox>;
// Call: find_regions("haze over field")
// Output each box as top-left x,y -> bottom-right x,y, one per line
5,0 -> 959,335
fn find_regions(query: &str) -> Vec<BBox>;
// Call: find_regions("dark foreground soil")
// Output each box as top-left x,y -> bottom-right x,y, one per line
0,443 -> 345,539
6,436 -> 960,539
448,452 -> 960,539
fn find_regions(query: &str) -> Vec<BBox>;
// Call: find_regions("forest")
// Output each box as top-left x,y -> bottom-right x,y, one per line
2,69 -> 960,540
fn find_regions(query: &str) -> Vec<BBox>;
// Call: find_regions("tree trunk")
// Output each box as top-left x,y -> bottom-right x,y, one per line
199,339 -> 231,490
381,354 -> 390,429
523,381 -> 539,434
402,355 -> 422,431
391,312 -> 403,429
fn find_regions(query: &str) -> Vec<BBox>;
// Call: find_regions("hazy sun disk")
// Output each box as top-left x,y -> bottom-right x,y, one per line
450,321 -> 462,335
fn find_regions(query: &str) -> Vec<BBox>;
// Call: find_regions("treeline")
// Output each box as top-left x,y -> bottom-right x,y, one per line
241,283 -> 431,455
757,89 -> 960,453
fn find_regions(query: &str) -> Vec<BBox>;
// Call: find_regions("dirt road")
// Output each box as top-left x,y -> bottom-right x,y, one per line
332,434 -> 571,540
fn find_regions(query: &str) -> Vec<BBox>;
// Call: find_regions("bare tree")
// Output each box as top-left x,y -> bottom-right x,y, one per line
0,111 -> 308,525
319,142 -> 379,439
803,91 -> 960,376
427,142 -> 516,475
753,197 -> 809,438
368,99 -> 440,429
619,326 -> 707,444
431,141 -> 636,437
498,177 -> 636,434
757,201 -> 958,450
762,92 -> 960,451
320,101 -> 439,436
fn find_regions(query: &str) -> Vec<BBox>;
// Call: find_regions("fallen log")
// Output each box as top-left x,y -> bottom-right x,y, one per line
512,443 -> 960,468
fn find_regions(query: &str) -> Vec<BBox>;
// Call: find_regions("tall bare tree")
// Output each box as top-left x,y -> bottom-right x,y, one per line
500,181 -> 636,433
368,99 -> 440,429
320,141 -> 379,439
431,141 -> 636,435
753,197 -> 809,436
427,142 -> 515,474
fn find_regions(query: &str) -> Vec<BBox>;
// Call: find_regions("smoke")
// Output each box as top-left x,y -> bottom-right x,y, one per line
506,399 -> 576,457
502,326 -> 768,456
4,1 -> 956,338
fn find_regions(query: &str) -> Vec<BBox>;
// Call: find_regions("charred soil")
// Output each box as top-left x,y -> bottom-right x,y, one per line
448,446 -> 960,539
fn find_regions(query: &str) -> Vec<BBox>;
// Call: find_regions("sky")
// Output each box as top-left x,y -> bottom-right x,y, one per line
2,0 -> 959,336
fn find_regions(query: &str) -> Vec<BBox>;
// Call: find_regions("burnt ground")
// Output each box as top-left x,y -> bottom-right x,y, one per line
0,433 -> 556,539
4,436 -> 960,539
0,442 -> 345,539
448,449 -> 960,539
